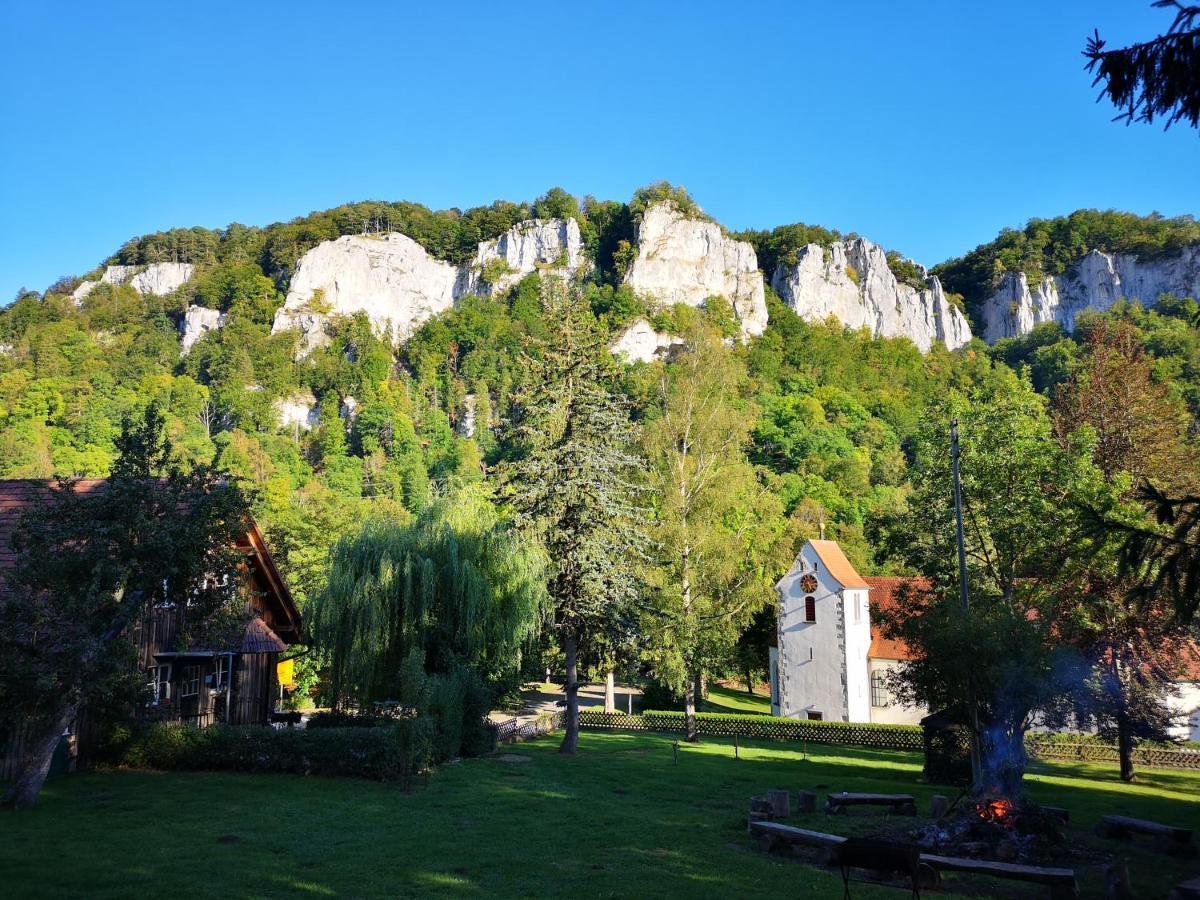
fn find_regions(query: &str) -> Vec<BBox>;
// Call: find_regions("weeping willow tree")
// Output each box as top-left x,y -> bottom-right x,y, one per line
310,486 -> 549,707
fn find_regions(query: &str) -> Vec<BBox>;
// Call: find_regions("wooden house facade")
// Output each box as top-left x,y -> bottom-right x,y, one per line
0,479 -> 302,744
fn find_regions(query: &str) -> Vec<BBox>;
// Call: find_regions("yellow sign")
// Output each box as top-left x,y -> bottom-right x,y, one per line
277,659 -> 296,688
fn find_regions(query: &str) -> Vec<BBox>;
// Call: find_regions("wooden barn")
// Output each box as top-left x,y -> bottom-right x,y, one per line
0,479 -> 303,757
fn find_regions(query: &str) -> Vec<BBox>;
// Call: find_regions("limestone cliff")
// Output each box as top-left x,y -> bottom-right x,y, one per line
459,218 -> 587,297
771,238 -> 972,352
180,305 -> 226,354
72,262 -> 195,303
271,233 -> 459,352
623,203 -> 768,338
980,246 -> 1200,342
610,319 -> 684,363
271,219 -> 586,352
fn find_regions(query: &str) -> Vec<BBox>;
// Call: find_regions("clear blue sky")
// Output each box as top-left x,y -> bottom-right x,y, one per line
1,1 -> 1196,301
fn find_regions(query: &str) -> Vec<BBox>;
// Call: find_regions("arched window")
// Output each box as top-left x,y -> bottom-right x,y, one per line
804,596 -> 816,623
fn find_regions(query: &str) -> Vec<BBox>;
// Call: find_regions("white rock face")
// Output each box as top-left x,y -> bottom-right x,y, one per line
73,262 -> 195,303
460,218 -> 586,297
274,391 -> 319,431
180,305 -> 226,353
340,396 -> 359,420
610,318 -> 685,363
623,203 -> 768,338
771,238 -> 972,352
457,394 -> 477,438
271,219 -> 587,354
271,234 -> 460,352
981,246 -> 1200,342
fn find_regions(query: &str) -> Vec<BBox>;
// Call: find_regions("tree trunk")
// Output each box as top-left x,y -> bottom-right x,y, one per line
604,670 -> 615,714
743,666 -> 755,695
559,633 -> 580,755
1112,654 -> 1137,783
1,699 -> 79,809
684,672 -> 699,743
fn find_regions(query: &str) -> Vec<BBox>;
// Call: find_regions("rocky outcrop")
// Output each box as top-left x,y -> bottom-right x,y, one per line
771,238 -> 972,352
274,391 -> 319,431
73,262 -> 195,303
623,203 -> 768,338
271,219 -> 587,353
611,319 -> 685,363
459,218 -> 586,297
180,305 -> 226,353
271,234 -> 459,352
981,246 -> 1200,342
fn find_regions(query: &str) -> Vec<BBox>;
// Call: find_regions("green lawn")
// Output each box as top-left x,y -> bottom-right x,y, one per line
699,682 -> 772,714
2,731 -> 1197,898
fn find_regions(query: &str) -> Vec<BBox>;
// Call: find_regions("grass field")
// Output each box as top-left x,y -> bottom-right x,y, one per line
699,682 -> 772,714
2,731 -> 1197,898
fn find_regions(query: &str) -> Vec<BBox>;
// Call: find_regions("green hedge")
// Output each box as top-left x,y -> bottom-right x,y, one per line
116,721 -> 432,782
580,709 -> 924,750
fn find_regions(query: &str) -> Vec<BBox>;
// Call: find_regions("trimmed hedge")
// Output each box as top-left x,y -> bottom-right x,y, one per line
116,721 -> 432,782
580,709 -> 924,750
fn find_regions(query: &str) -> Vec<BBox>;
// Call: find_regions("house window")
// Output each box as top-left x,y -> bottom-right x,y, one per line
180,665 -> 201,698
854,595 -> 862,624
804,596 -> 816,623
871,670 -> 890,708
148,664 -> 172,704
212,656 -> 230,692
806,710 -> 823,721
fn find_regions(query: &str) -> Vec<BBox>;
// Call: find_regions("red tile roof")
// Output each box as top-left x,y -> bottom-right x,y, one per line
864,576 -> 929,661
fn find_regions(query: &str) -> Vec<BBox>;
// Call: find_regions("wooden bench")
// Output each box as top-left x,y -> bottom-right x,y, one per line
748,820 -> 846,859
921,853 -> 1078,899
826,791 -> 917,816
1097,814 -> 1195,855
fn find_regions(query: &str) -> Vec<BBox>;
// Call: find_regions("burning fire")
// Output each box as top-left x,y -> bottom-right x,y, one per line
977,797 -> 1015,823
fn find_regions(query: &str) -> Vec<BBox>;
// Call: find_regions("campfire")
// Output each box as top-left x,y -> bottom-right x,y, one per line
912,793 -> 1068,865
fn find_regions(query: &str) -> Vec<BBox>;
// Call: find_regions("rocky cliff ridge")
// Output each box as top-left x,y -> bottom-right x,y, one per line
771,238 -> 973,352
271,218 -> 588,352
72,262 -> 195,303
623,203 -> 768,338
980,245 -> 1200,342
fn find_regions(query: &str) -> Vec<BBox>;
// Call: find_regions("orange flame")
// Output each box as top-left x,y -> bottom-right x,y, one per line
978,797 -> 1014,822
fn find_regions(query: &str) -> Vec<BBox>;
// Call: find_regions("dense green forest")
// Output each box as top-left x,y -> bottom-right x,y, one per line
2,186 -> 1199,692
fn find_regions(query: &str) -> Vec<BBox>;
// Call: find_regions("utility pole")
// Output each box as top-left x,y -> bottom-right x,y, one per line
951,419 -> 983,789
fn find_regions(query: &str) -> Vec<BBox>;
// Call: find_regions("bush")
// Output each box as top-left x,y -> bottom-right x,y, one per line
305,710 -> 395,730
116,721 -> 433,783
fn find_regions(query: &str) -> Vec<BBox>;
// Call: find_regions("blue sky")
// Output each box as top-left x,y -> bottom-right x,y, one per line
1,1 -> 1196,301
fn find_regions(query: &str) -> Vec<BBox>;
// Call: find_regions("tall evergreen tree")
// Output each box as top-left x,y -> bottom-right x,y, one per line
496,280 -> 644,754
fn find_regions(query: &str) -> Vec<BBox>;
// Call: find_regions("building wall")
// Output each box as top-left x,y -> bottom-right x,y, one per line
1169,682 -> 1200,741
867,658 -> 927,725
775,544 -> 866,722
843,587 -> 872,723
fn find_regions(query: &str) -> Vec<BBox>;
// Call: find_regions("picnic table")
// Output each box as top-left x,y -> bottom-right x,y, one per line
826,791 -> 917,816
1096,814 -> 1195,855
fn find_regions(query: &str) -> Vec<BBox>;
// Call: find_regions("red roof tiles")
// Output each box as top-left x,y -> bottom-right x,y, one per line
864,576 -> 929,661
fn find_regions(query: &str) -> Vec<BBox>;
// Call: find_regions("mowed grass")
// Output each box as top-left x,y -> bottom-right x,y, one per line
699,683 -> 772,714
1,731 -> 1198,899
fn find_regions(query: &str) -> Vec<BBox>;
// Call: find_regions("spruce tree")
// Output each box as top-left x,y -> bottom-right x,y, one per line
496,280 -> 644,754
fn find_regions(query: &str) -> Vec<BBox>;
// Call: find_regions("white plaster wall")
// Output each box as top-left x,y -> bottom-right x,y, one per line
867,658 -> 927,725
1168,682 -> 1200,741
775,544 -> 848,721
844,587 -> 872,723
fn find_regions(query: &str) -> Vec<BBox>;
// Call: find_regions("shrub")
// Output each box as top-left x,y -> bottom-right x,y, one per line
117,720 -> 433,783
305,710 -> 395,729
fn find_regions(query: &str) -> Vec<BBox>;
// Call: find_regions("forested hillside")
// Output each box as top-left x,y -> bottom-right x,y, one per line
2,184 -> 1198,630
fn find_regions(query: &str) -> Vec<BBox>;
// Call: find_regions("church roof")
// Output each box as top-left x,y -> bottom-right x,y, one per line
864,576 -> 928,661
808,540 -> 870,589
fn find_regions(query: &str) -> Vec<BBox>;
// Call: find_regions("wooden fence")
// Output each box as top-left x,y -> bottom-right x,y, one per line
578,710 -> 1200,770
494,711 -> 564,744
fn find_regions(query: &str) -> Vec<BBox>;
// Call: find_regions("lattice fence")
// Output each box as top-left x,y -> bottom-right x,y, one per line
579,709 -> 924,751
494,711 -> 564,744
579,709 -> 1200,769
